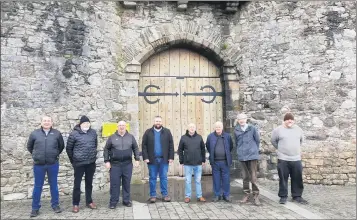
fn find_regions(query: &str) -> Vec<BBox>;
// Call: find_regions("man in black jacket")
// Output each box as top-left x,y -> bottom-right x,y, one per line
178,123 -> 206,203
103,121 -> 140,209
27,116 -> 65,218
66,116 -> 98,213
142,116 -> 174,203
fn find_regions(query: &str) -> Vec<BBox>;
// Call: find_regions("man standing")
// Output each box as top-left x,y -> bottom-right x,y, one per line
234,113 -> 261,205
271,112 -> 308,204
27,116 -> 65,217
206,121 -> 233,202
178,123 -> 206,203
103,121 -> 140,209
66,116 -> 98,213
142,116 -> 174,203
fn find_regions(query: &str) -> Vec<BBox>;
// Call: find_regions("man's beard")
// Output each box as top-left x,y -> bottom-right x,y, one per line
154,124 -> 162,129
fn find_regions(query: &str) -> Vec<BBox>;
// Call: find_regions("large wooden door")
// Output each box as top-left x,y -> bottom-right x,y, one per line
138,49 -> 223,178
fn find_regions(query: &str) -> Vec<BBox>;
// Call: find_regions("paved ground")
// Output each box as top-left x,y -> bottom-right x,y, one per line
256,178 -> 356,219
1,176 -> 354,219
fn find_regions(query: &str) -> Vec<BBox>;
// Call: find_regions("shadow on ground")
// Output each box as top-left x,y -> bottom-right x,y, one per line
131,176 -> 245,203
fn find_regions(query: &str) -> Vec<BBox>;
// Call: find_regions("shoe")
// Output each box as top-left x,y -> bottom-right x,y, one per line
87,202 -> 97,209
163,196 -> 171,202
197,197 -> 206,202
30,210 -> 39,217
212,196 -> 220,202
149,197 -> 156,203
184,198 -> 190,203
293,197 -> 308,204
240,194 -> 250,203
279,197 -> 287,204
123,201 -> 132,207
253,194 -> 261,206
109,204 -> 116,209
53,206 -> 62,213
72,205 -> 79,213
223,196 -> 232,203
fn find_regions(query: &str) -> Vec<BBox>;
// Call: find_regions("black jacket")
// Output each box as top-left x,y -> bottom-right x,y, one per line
142,126 -> 174,164
178,130 -> 206,165
27,127 -> 65,165
103,131 -> 140,165
66,125 -> 98,167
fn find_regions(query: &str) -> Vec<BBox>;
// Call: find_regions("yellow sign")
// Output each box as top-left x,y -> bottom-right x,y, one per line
102,122 -> 130,137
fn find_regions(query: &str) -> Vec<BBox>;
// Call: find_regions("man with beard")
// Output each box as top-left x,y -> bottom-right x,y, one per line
142,116 -> 174,203
27,116 -> 65,217
66,116 -> 98,213
271,112 -> 308,205
103,121 -> 140,209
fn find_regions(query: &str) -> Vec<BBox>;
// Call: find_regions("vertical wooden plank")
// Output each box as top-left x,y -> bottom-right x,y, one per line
179,49 -> 190,77
195,78 -> 203,136
173,77 -> 182,176
199,56 -> 209,77
170,49 -> 180,76
160,50 -> 170,76
189,50 -> 200,77
149,53 -> 160,76
186,77 -> 195,130
149,55 -> 160,125
215,77 -> 223,123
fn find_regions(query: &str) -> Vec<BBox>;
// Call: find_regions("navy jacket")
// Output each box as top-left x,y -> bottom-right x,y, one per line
206,131 -> 233,166
234,124 -> 260,161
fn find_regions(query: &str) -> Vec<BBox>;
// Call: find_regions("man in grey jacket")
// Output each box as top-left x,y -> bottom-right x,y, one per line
271,112 -> 308,205
27,116 -> 64,217
103,121 -> 140,209
234,113 -> 261,205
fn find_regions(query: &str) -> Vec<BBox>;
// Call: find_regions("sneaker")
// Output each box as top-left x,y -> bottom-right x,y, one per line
197,197 -> 206,202
53,206 -> 62,213
223,196 -> 232,203
163,196 -> 171,202
123,201 -> 132,207
109,204 -> 116,209
72,205 -> 79,213
292,197 -> 308,204
212,196 -> 220,202
184,198 -> 190,203
240,194 -> 250,203
279,197 -> 287,204
30,210 -> 39,218
149,197 -> 156,203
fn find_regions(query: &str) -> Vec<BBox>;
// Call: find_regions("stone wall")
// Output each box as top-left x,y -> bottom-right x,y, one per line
1,1 -> 356,200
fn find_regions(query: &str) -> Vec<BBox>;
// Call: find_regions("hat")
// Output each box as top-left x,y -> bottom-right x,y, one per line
79,115 -> 90,125
237,113 -> 248,120
283,113 -> 294,121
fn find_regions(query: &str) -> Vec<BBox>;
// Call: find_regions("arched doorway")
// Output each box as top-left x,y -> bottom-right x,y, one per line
138,48 -> 223,178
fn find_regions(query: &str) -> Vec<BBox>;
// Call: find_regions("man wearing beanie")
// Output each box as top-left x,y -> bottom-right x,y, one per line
271,112 -> 308,205
66,115 -> 98,213
234,113 -> 261,205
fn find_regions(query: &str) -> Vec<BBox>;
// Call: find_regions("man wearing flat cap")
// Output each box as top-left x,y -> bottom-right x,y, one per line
66,115 -> 98,213
234,113 -> 261,205
271,112 -> 308,205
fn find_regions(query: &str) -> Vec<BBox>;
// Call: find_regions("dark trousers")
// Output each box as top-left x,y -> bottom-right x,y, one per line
240,160 -> 259,194
32,162 -> 59,210
277,159 -> 304,198
212,161 -> 230,198
110,162 -> 133,205
73,163 -> 96,206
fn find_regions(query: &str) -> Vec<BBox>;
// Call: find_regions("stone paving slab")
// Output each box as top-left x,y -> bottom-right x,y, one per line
256,178 -> 356,219
0,177 -> 310,219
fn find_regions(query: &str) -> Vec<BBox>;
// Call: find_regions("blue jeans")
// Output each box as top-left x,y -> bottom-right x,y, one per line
32,162 -> 60,210
212,161 -> 230,198
148,158 -> 169,197
184,165 -> 203,199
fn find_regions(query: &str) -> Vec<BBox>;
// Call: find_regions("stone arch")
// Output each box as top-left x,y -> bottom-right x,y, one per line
122,22 -> 239,79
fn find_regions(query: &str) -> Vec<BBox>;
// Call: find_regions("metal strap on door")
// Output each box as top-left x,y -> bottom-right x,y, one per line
138,84 -> 223,104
